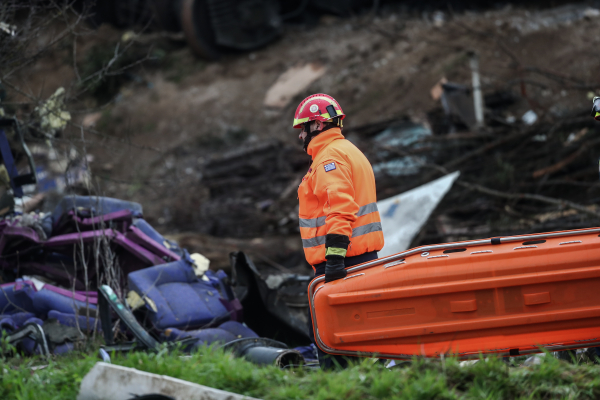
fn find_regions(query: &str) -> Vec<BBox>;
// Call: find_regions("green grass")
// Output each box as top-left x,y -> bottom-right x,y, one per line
3,348 -> 600,400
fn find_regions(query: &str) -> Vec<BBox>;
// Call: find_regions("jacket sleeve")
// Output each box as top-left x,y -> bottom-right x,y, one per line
312,158 -> 358,239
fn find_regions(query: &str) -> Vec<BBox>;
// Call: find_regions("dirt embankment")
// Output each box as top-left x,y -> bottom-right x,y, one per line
8,3 -> 600,270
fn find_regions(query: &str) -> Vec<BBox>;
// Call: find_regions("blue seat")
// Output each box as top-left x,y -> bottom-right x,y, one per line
127,255 -> 231,331
294,344 -> 318,362
50,195 -> 143,235
0,312 -> 35,326
0,281 -> 36,314
162,321 -> 258,350
132,218 -> 183,256
218,321 -> 258,340
19,285 -> 97,316
52,195 -> 143,223
0,316 -> 16,333
164,327 -> 236,345
48,310 -> 100,332
0,281 -> 97,318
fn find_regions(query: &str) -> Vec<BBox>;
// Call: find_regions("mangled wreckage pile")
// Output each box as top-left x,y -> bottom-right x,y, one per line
0,194 -> 314,367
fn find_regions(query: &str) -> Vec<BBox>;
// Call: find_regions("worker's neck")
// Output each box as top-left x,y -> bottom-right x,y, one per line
307,127 -> 343,160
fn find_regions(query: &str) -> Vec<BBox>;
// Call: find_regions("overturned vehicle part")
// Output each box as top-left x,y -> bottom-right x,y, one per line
230,251 -> 311,342
82,0 -> 283,60
0,193 -> 311,366
99,260 -> 303,368
181,0 -> 283,60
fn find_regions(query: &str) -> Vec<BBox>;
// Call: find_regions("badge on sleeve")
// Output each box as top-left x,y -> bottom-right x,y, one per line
324,162 -> 336,172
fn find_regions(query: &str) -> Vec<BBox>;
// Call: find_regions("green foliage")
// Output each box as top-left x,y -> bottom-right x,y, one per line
0,353 -> 97,400
3,347 -> 600,400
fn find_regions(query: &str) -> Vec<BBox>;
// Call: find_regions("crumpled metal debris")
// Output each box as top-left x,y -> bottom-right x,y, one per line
13,212 -> 48,240
372,123 -> 432,177
441,82 -> 477,131
373,156 -> 427,177
378,172 -> 461,257
373,123 -> 432,148
230,251 -> 311,340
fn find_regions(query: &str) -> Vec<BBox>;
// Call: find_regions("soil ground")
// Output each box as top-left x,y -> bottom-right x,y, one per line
7,1 -> 600,271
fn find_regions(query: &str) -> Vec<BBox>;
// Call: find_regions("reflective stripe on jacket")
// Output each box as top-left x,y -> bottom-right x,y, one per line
298,127 -> 384,267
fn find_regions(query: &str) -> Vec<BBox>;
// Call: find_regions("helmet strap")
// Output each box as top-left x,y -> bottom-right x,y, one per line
302,122 -> 320,152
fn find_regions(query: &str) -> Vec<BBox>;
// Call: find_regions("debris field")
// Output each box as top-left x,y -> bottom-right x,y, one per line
2,0 -> 600,384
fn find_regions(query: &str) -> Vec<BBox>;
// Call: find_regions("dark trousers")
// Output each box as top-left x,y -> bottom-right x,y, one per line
308,251 -> 378,370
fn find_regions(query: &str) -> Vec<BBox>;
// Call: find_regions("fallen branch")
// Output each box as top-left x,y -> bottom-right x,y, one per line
419,132 -> 492,142
457,181 -> 600,219
525,66 -> 600,91
402,151 -> 600,219
441,117 -> 591,172
519,179 -> 600,188
443,129 -> 523,170
532,137 -> 600,178
532,149 -> 583,178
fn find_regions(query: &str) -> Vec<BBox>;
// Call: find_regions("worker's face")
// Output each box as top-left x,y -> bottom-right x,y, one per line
299,121 -> 323,140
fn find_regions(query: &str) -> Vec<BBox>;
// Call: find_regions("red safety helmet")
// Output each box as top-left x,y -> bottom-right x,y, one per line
292,94 -> 345,129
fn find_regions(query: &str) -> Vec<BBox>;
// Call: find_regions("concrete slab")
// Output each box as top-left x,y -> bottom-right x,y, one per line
78,362 -> 259,400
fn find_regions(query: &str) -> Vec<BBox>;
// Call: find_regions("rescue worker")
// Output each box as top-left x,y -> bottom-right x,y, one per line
293,94 -> 384,369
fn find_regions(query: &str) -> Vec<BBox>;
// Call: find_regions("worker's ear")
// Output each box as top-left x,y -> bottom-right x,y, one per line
315,120 -> 324,131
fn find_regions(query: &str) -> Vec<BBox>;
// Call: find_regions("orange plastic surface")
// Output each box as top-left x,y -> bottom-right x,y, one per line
309,227 -> 600,359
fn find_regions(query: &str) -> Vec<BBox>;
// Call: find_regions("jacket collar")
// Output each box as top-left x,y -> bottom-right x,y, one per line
307,127 -> 344,160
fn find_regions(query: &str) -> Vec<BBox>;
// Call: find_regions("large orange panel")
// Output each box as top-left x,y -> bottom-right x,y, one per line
308,227 -> 600,359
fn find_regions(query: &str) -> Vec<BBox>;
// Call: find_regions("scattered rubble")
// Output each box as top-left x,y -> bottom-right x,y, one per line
2,2 -> 600,385
0,194 -> 309,367
47,2 -> 599,259
231,251 -> 311,341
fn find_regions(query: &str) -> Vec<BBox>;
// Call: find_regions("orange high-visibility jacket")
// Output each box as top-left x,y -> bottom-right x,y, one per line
298,128 -> 384,268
